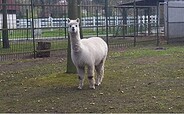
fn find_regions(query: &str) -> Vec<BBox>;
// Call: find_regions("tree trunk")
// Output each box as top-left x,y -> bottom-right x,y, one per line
66,0 -> 78,73
2,0 -> 10,48
40,0 -> 46,18
77,0 -> 83,39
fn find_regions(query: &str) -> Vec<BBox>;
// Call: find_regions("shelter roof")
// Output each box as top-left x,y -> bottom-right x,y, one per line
117,0 -> 164,7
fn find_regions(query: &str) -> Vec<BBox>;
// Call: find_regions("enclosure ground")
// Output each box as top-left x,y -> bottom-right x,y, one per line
0,45 -> 184,113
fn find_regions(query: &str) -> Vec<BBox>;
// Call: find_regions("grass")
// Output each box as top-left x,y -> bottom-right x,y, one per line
0,45 -> 184,113
0,28 -> 112,39
0,29 -> 66,39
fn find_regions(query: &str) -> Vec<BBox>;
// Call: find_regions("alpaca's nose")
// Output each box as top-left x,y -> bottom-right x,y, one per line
72,27 -> 75,31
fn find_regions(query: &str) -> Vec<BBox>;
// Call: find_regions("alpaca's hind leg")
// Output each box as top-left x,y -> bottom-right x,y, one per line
77,67 -> 85,89
95,59 -> 106,86
87,65 -> 95,89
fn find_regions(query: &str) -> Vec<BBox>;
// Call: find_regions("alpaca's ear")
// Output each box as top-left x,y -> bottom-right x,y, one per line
76,18 -> 80,23
67,18 -> 71,23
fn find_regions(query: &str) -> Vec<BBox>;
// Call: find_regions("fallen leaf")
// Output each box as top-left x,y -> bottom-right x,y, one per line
109,106 -> 115,109
100,93 -> 104,95
90,103 -> 95,105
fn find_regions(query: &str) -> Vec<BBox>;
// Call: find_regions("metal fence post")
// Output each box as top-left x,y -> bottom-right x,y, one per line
31,0 -> 36,59
166,1 -> 169,44
133,0 -> 136,47
26,9 -> 29,40
96,9 -> 99,37
156,2 -> 159,46
64,9 -> 67,39
105,0 -> 109,46
2,0 -> 10,48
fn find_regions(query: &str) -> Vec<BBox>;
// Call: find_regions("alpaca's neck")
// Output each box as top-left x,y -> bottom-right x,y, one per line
69,32 -> 81,52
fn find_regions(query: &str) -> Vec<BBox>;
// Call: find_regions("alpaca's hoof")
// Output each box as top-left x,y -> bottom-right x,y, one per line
89,85 -> 95,89
95,82 -> 101,86
95,83 -> 100,86
78,86 -> 82,90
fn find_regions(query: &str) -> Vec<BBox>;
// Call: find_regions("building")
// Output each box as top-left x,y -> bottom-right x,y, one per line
164,0 -> 184,42
116,0 -> 184,43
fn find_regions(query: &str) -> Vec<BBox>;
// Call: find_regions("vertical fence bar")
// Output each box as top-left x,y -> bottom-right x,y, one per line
133,0 -> 136,47
144,9 -> 147,36
136,8 -> 139,36
26,9 -> 29,40
64,8 -> 67,39
96,9 -> 99,37
156,2 -> 159,46
167,1 -> 169,44
31,0 -> 36,58
123,8 -> 125,39
113,8 -> 116,37
148,8 -> 151,36
105,0 -> 109,46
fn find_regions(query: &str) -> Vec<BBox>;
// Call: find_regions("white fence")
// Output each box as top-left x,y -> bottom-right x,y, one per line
0,14 -> 17,29
16,15 -> 157,28
0,15 -> 157,29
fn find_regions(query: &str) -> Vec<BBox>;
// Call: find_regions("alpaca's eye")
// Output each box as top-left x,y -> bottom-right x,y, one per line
70,25 -> 72,28
75,25 -> 77,27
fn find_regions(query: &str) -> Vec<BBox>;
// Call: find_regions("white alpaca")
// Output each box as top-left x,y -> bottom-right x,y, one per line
68,18 -> 108,89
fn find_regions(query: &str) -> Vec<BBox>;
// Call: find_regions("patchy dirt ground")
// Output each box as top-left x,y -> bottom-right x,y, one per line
0,50 -> 67,72
0,57 -> 63,73
0,45 -> 184,113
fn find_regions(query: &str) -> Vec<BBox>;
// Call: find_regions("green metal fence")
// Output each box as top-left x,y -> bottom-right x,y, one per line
0,0 -> 161,61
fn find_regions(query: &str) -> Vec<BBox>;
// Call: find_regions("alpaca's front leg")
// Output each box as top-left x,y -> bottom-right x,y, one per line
77,67 -> 85,89
87,65 -> 95,89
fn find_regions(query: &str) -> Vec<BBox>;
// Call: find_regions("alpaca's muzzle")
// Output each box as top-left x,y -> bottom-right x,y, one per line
72,27 -> 75,32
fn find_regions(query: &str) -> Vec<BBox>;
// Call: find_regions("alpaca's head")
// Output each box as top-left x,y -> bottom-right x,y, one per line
68,18 -> 80,34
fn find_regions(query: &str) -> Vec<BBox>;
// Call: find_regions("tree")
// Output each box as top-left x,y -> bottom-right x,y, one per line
66,0 -> 79,73
93,0 -> 105,4
32,0 -> 47,18
51,0 -> 68,18
40,0 -> 46,18
2,0 -> 10,48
